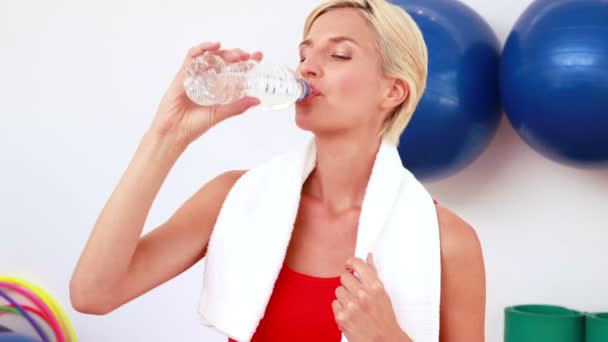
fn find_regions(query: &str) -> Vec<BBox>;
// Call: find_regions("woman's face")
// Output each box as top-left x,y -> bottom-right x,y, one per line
295,8 -> 393,140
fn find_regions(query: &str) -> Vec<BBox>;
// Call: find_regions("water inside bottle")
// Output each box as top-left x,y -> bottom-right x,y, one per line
184,52 -> 306,109
184,53 -> 254,106
245,64 -> 306,110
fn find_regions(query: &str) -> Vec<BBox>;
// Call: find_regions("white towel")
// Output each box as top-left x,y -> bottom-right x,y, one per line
198,137 -> 441,342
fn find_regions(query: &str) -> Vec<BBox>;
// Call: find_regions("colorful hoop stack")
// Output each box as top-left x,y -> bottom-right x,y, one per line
0,276 -> 76,342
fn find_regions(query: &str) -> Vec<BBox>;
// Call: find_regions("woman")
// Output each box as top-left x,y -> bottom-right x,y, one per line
70,0 -> 486,341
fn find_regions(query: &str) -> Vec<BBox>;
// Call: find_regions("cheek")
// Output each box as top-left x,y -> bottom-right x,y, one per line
332,71 -> 365,97
331,70 -> 382,110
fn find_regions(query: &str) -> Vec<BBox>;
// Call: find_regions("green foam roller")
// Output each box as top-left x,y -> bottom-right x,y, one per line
586,312 -> 608,342
504,304 -> 585,342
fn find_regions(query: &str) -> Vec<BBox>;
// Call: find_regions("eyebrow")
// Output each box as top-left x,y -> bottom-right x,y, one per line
299,36 -> 359,49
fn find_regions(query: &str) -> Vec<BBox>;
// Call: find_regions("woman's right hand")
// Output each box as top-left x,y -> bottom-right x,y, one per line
150,42 -> 263,147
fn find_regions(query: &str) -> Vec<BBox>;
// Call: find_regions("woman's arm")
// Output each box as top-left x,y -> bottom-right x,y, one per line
69,131 -> 245,314
437,205 -> 486,342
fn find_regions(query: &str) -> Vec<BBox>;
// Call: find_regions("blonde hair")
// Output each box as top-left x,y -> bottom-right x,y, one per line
303,0 -> 428,145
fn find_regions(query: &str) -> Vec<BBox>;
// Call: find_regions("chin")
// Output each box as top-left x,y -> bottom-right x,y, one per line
294,110 -> 316,133
294,105 -> 323,131
294,109 -> 344,139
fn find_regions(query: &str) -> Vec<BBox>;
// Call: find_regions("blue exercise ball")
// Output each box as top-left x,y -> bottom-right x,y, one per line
501,0 -> 608,168
0,333 -> 40,342
392,0 -> 502,181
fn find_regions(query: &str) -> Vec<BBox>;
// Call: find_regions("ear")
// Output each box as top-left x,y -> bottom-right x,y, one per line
381,78 -> 409,110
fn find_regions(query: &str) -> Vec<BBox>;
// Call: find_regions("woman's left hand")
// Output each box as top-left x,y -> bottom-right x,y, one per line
332,253 -> 410,342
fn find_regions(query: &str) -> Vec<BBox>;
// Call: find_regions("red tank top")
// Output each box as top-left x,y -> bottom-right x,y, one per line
228,201 -> 440,341
228,263 -> 342,342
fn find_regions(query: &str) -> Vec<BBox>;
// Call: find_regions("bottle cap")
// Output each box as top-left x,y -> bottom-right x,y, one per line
296,79 -> 310,102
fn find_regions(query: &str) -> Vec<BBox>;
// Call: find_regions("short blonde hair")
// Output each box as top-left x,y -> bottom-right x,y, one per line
303,0 -> 428,145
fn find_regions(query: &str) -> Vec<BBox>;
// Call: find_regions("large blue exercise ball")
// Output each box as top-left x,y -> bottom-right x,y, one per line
392,0 -> 502,181
501,0 -> 608,168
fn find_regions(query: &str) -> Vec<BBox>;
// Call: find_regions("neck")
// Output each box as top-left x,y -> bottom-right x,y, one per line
303,135 -> 382,214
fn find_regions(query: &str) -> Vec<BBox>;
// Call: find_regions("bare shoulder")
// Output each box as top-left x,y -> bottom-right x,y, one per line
173,169 -> 248,225
435,205 -> 486,341
205,169 -> 247,196
435,205 -> 483,259
169,169 -> 247,222
209,169 -> 248,189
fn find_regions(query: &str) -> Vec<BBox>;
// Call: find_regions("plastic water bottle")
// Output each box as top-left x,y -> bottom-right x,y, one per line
183,52 -> 310,110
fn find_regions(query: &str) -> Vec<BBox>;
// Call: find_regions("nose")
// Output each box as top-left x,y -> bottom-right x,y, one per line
297,56 -> 322,79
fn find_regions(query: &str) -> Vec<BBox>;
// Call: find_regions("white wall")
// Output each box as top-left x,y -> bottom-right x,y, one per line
1,1 -> 606,341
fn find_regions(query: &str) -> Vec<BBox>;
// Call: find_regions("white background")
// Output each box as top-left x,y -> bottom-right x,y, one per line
1,0 -> 607,341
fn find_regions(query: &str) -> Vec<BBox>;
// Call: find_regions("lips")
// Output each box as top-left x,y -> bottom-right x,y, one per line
298,83 -> 322,105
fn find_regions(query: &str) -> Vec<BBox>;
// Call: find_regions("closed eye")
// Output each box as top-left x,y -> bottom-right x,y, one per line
299,55 -> 351,63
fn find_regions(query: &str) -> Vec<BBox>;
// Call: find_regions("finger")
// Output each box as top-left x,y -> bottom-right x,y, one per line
176,42 -> 221,81
332,299 -> 343,313
331,299 -> 345,327
332,299 -> 346,331
340,271 -> 361,294
236,48 -> 252,61
367,253 -> 378,273
233,48 -> 251,61
251,51 -> 264,62
335,285 -> 353,305
213,96 -> 260,121
217,48 -> 250,63
346,257 -> 377,286
187,41 -> 221,59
